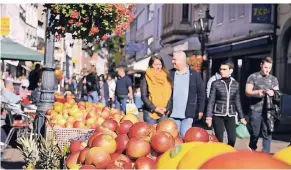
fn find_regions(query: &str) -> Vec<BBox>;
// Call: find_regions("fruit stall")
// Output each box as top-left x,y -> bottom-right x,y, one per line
17,93 -> 291,170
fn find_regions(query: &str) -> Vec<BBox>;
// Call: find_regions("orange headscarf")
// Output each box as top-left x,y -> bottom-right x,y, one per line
145,68 -> 172,120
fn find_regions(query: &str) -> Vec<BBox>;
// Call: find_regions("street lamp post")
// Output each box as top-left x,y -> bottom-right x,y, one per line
193,8 -> 214,57
193,8 -> 214,85
35,8 -> 56,136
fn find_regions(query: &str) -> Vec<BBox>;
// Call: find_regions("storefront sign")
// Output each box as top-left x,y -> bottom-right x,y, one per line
1,17 -> 10,35
251,4 -> 272,24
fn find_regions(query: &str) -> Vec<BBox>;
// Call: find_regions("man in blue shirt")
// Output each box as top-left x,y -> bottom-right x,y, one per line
115,66 -> 133,114
169,51 -> 206,138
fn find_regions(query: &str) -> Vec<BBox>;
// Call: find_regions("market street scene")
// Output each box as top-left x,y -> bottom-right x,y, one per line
1,3 -> 291,169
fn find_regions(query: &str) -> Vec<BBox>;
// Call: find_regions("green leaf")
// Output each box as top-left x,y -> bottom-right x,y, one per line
81,10 -> 86,14
81,27 -> 87,31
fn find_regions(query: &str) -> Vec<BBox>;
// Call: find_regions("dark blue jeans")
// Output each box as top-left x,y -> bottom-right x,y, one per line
115,96 -> 128,114
143,110 -> 168,125
249,110 -> 272,153
170,117 -> 193,138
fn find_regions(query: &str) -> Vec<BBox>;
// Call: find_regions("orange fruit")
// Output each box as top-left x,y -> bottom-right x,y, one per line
177,142 -> 236,169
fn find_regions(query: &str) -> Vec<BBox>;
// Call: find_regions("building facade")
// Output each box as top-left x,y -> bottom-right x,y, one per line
125,4 -> 166,71
206,4 -> 275,113
1,4 -> 41,79
159,4 -> 208,73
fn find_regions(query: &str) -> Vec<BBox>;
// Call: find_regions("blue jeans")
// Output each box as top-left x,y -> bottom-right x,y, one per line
87,91 -> 99,103
249,111 -> 272,153
143,110 -> 168,125
115,96 -> 128,114
170,117 -> 193,138
100,98 -> 106,105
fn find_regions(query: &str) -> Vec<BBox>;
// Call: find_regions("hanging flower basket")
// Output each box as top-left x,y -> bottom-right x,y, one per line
44,4 -> 135,44
187,55 -> 205,72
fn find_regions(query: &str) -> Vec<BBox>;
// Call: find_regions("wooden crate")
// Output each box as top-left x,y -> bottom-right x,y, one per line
46,127 -> 94,151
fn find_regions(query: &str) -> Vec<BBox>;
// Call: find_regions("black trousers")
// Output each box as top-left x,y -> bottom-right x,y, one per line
213,115 -> 237,147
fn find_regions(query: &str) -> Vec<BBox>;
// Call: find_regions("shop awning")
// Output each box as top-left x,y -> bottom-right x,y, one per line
128,56 -> 151,72
0,37 -> 44,61
231,35 -> 270,50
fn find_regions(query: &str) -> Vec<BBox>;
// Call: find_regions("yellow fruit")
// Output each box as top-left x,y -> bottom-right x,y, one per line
69,163 -> 81,170
177,142 -> 236,169
157,142 -> 204,169
274,146 -> 291,165
64,103 -> 72,109
54,104 -> 63,113
121,113 -> 139,124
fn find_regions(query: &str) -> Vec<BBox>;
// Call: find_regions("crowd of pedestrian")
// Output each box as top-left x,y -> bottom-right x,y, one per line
0,51 -> 286,151
139,51 -> 283,153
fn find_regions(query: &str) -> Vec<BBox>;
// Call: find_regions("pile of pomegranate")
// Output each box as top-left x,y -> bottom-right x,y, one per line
65,116 -> 216,169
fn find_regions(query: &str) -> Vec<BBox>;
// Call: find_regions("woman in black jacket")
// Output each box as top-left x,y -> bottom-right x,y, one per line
206,60 -> 247,147
140,55 -> 172,125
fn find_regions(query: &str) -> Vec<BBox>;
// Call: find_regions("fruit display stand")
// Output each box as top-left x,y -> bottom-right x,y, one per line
46,127 -> 94,151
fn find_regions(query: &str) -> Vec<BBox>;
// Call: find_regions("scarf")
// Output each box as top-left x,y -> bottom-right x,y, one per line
145,68 -> 172,120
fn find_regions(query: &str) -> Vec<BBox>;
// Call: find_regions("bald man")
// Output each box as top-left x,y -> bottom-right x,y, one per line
168,51 -> 206,138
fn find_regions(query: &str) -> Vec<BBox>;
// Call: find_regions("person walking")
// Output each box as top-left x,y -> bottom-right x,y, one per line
28,64 -> 42,90
206,60 -> 247,147
107,74 -> 116,107
115,66 -> 133,114
141,55 -> 172,125
246,57 -> 280,153
168,51 -> 205,138
98,74 -> 109,106
84,65 -> 99,103
207,72 -> 221,99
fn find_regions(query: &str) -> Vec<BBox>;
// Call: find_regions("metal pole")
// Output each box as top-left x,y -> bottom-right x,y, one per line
272,4 -> 278,76
35,8 -> 55,137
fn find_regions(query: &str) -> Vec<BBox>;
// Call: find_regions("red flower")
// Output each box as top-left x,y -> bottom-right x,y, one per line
76,22 -> 83,27
71,10 -> 80,19
68,19 -> 74,24
89,26 -> 99,35
129,4 -> 135,9
52,8 -> 59,14
102,35 -> 108,40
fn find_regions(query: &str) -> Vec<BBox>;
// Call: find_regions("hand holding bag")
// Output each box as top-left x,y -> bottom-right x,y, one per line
236,123 -> 250,139
126,100 -> 139,115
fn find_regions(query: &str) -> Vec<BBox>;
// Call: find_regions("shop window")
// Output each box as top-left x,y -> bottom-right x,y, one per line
182,4 -> 190,22
238,4 -> 245,18
229,4 -> 236,21
217,4 -> 224,24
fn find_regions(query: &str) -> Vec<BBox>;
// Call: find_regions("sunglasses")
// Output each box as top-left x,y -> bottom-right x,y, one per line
21,86 -> 28,89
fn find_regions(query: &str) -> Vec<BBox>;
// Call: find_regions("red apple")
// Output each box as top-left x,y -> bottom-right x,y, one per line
70,141 -> 87,154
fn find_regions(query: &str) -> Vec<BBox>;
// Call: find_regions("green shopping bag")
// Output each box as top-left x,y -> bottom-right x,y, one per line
236,123 -> 250,139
